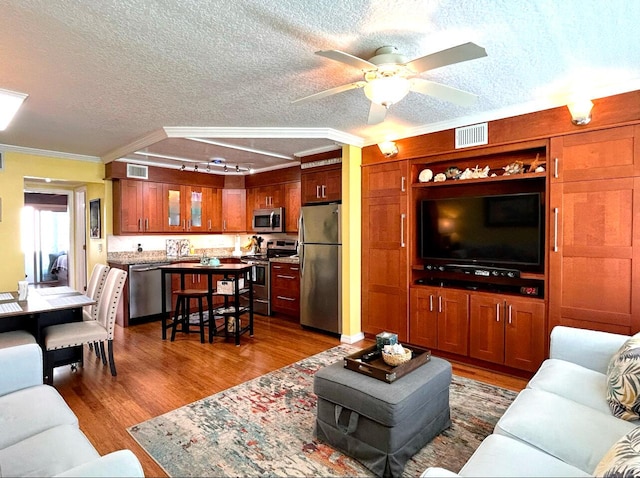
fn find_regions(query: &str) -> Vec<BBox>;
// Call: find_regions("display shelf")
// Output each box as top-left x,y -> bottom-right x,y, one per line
212,305 -> 250,315
412,171 -> 546,188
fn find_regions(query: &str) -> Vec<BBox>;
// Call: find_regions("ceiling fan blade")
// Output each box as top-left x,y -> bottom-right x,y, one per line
315,49 -> 377,70
405,42 -> 487,73
292,81 -> 366,104
367,102 -> 388,125
410,78 -> 478,106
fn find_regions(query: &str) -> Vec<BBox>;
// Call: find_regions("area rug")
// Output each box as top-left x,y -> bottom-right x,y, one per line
128,345 -> 517,477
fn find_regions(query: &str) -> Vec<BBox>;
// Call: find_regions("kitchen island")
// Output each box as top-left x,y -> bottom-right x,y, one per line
159,262 -> 253,345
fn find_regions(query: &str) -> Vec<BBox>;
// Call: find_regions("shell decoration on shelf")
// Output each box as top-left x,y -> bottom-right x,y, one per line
528,154 -> 547,173
445,166 -> 461,179
503,160 -> 525,175
418,168 -> 433,182
459,165 -> 491,180
433,172 -> 447,182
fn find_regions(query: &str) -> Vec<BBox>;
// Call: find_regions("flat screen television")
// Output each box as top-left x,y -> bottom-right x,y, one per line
419,192 -> 544,272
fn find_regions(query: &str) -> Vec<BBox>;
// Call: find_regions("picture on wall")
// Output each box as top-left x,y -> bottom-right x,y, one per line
89,198 -> 101,239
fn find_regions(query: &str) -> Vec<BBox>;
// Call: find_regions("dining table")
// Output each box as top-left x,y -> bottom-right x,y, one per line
160,262 -> 254,345
0,286 -> 95,379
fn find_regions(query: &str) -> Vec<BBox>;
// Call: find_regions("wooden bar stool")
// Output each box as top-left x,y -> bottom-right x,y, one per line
170,289 -> 208,343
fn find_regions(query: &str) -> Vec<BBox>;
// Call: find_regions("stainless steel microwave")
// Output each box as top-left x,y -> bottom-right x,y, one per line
252,207 -> 285,233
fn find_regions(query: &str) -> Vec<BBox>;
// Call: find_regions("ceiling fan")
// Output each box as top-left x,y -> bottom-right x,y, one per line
293,42 -> 487,124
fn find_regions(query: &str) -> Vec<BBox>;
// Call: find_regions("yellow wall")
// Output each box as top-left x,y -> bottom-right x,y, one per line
0,151 -> 106,291
341,144 -> 362,339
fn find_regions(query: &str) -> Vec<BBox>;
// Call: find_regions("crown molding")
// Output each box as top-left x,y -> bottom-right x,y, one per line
0,143 -> 101,162
101,128 -> 169,164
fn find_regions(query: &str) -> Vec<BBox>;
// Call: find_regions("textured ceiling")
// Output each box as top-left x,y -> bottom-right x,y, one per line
0,0 -> 639,173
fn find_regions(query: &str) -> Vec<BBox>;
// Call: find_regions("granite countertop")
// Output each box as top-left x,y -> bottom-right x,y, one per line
270,256 -> 300,264
107,249 -> 244,265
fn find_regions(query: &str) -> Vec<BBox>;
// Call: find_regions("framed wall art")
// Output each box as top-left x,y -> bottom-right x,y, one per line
89,198 -> 101,239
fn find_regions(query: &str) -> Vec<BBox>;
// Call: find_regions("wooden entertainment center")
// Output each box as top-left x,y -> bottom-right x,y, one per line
361,90 -> 640,375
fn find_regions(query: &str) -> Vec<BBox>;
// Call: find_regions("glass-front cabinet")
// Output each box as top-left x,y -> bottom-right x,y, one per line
163,184 -> 184,232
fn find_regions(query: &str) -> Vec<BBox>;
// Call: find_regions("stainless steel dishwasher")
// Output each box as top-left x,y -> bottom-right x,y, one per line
128,263 -> 172,320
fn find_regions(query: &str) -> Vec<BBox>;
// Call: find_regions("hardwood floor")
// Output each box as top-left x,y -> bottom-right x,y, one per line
53,315 -> 528,477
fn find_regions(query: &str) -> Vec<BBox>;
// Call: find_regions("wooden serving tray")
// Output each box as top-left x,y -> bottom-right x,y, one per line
344,345 -> 431,383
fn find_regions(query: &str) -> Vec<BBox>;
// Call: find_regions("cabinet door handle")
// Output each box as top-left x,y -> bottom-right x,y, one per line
272,265 -> 282,269
429,295 -> 433,312
208,219 -> 212,230
223,220 -> 227,231
496,303 -> 500,322
277,295 -> 296,301
290,267 -> 299,271
553,207 -> 559,252
316,185 -> 321,199
400,213 -> 406,248
277,274 -> 296,279
554,157 -> 559,179
145,218 -> 149,231
401,176 -> 406,192
137,218 -> 142,231
182,219 -> 185,230
508,304 -> 513,325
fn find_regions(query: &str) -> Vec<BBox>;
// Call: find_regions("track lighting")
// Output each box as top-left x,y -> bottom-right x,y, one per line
236,164 -> 240,172
180,164 -> 186,171
224,164 -> 228,172
194,164 -> 198,172
206,163 -> 211,172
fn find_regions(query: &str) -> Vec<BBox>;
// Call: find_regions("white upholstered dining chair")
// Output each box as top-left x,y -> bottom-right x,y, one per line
43,268 -> 127,383
83,263 -> 110,322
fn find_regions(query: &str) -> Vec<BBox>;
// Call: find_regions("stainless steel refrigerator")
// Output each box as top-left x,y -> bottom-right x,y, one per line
299,203 -> 342,334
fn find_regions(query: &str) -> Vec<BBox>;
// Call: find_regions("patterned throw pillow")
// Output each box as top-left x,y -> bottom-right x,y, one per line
594,426 -> 640,477
607,334 -> 640,421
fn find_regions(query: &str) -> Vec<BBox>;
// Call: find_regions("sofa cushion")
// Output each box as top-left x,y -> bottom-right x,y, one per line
494,389 -> 636,473
606,334 -> 640,420
594,426 -> 640,477
527,359 -> 612,415
0,384 -> 78,449
458,434 -> 591,477
0,424 -> 100,477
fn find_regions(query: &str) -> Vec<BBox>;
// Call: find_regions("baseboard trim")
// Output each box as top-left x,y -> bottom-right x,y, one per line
340,332 -> 365,344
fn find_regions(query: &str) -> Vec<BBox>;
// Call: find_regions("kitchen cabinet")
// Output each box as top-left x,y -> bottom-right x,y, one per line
409,286 -> 469,355
164,185 -> 220,233
549,125 -> 640,335
248,184 -> 284,209
284,181 -> 301,233
270,262 -> 300,317
171,273 -> 210,313
301,166 -> 341,204
469,293 -> 546,372
114,179 -> 165,233
361,161 -> 409,342
221,189 -> 247,233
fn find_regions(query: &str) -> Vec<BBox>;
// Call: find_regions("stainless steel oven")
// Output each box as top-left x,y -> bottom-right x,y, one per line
242,257 -> 270,315
241,240 -> 298,316
252,207 -> 285,233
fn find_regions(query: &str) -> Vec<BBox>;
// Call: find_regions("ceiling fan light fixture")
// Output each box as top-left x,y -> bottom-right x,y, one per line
364,76 -> 410,107
567,98 -> 593,125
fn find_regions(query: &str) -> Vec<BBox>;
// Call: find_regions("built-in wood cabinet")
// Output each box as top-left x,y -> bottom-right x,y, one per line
549,125 -> 640,335
469,293 -> 546,372
114,179 -> 164,233
301,166 -> 341,204
409,286 -> 469,355
248,184 -> 284,209
221,189 -> 247,233
284,181 -> 301,234
361,161 -> 409,342
270,262 -> 300,317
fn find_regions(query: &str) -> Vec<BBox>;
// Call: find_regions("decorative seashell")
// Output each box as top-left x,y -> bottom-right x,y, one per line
434,173 -> 447,182
503,161 -> 525,175
535,165 -> 546,173
444,166 -> 461,179
418,169 -> 433,182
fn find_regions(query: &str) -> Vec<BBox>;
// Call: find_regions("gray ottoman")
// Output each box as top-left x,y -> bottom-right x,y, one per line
314,356 -> 452,477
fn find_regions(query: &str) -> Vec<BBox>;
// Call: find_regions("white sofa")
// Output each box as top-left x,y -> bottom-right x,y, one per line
0,343 -> 144,477
423,326 -> 639,477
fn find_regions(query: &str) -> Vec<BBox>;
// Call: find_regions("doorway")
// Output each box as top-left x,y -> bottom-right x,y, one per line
22,191 -> 73,287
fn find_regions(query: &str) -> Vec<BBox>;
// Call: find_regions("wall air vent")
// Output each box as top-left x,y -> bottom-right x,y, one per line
126,163 -> 148,180
455,123 -> 488,149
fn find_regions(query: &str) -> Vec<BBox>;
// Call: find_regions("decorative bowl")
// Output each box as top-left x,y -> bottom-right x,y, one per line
382,349 -> 412,367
